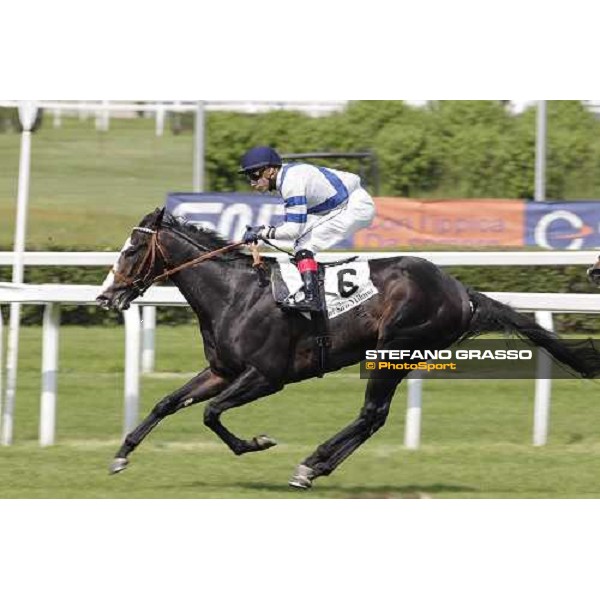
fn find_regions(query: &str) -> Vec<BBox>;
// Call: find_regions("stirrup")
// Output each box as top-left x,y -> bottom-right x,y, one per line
281,296 -> 322,313
295,300 -> 323,312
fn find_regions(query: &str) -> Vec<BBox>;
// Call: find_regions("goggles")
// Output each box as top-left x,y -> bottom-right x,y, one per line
245,167 -> 267,182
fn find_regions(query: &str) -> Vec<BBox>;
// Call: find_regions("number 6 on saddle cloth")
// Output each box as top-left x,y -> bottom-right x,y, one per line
271,255 -> 378,320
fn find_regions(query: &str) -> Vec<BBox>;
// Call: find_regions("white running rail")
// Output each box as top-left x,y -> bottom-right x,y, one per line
1,283 -> 599,449
1,250 -> 599,267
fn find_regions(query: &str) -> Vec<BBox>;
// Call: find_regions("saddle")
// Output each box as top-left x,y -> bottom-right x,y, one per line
269,256 -> 357,306
253,250 -> 374,377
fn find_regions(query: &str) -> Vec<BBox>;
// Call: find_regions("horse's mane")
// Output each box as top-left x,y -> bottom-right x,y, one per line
161,212 -> 275,265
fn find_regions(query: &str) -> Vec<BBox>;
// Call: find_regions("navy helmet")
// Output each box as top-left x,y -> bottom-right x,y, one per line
238,146 -> 282,174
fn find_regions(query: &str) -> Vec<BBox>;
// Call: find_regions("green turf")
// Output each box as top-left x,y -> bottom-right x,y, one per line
1,324 -> 600,498
0,117 -> 194,249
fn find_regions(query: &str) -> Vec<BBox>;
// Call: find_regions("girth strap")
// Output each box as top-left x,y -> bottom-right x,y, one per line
313,267 -> 331,377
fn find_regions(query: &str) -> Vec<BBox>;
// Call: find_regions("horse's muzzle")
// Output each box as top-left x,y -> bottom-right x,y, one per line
96,291 -> 133,312
97,283 -> 141,312
96,293 -> 112,310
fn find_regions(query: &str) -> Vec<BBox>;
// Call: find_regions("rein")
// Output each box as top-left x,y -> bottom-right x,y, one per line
112,225 -> 259,291
152,239 -> 246,283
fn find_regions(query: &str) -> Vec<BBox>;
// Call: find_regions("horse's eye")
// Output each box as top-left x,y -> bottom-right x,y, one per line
123,246 -> 139,258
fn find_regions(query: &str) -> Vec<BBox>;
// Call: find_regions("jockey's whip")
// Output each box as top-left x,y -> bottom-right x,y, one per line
260,237 -> 295,257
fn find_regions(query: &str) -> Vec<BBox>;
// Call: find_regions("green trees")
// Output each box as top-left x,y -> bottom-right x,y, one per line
375,122 -> 439,196
202,100 -> 600,199
3,100 -> 600,198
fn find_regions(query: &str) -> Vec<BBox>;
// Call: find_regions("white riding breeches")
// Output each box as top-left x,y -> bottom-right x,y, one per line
294,188 -> 376,254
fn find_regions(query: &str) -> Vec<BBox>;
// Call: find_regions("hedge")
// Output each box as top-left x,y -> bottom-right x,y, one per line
199,100 -> 600,200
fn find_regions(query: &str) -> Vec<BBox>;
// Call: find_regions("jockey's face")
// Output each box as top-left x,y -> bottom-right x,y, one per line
246,166 -> 278,193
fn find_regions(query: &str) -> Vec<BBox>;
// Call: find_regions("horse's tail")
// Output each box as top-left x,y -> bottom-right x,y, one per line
464,289 -> 600,379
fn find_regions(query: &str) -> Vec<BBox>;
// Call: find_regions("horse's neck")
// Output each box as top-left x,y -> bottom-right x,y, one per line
165,240 -> 251,324
170,261 -> 228,319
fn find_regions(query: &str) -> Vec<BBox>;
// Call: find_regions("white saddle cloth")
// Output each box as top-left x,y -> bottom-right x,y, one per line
276,256 -> 378,319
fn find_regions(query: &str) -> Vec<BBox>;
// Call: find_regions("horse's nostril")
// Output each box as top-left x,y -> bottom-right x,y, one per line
96,295 -> 111,310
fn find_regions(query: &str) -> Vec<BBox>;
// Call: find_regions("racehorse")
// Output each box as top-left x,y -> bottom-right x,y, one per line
97,208 -> 600,489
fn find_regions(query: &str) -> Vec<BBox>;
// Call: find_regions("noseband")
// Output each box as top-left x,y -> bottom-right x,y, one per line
111,225 -> 246,293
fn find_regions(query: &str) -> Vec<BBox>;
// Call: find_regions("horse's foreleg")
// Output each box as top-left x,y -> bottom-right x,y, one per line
110,367 -> 228,474
290,375 -> 404,489
203,366 -> 281,456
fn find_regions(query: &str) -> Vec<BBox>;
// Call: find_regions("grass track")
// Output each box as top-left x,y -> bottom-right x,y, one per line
1,325 -> 600,498
0,118 -> 193,249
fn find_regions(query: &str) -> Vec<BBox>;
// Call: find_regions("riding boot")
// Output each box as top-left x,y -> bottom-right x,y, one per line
282,250 -> 323,313
293,269 -> 323,312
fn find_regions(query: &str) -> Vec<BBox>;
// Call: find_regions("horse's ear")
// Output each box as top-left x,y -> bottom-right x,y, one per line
153,207 -> 166,227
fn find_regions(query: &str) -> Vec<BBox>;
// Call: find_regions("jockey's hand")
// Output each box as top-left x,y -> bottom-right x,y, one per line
242,225 -> 265,245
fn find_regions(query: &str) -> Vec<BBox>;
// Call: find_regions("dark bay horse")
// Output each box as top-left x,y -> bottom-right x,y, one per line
97,208 -> 600,489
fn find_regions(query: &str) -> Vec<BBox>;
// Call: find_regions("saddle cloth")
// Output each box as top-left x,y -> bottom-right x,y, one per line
271,256 -> 378,319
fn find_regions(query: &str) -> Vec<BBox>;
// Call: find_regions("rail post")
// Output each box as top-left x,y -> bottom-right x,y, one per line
533,311 -> 554,446
2,101 -> 38,446
39,303 -> 60,446
141,306 -> 156,374
124,305 -> 141,436
405,375 -> 423,449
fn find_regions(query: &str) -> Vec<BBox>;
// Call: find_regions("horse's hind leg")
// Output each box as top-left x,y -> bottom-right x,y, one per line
109,367 -> 228,474
290,375 -> 405,489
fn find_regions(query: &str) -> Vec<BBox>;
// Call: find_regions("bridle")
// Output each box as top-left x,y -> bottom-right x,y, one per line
110,225 -> 247,294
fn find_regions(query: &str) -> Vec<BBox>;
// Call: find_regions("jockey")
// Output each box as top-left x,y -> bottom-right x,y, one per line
239,145 -> 376,312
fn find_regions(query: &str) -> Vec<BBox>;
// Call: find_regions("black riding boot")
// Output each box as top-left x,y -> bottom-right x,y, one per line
292,269 -> 323,312
280,250 -> 323,313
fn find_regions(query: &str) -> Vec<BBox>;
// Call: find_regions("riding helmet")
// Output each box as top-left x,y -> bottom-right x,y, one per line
238,146 -> 283,173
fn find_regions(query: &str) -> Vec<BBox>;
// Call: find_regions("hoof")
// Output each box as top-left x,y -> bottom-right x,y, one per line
288,464 -> 315,489
253,434 -> 277,451
109,457 -> 129,475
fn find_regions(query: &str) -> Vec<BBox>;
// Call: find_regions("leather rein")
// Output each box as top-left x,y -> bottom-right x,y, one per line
111,225 -> 251,292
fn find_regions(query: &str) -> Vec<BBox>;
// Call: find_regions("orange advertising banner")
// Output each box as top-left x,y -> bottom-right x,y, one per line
354,198 -> 526,248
